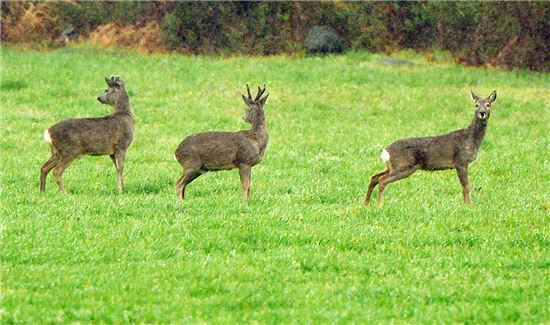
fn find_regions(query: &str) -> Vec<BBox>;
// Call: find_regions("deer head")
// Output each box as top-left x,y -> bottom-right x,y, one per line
97,75 -> 128,109
241,84 -> 269,125
470,90 -> 497,121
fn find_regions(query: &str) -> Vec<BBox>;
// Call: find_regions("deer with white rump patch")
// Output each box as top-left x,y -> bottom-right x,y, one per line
174,84 -> 269,201
40,75 -> 135,193
364,90 -> 497,206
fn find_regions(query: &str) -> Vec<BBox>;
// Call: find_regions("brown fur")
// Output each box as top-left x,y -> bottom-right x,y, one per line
365,90 -> 497,206
40,75 -> 135,193
175,85 -> 269,201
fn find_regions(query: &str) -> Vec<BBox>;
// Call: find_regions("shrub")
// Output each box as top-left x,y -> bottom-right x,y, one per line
160,12 -> 181,51
305,25 -> 345,55
1,2 -> 547,71
0,2 -> 58,44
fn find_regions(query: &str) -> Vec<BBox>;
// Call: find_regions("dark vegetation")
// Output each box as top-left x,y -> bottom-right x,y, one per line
305,26 -> 345,55
1,1 -> 548,70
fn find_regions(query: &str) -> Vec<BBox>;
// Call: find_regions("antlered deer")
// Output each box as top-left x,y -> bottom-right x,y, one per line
40,75 -> 135,193
365,90 -> 497,206
175,84 -> 269,201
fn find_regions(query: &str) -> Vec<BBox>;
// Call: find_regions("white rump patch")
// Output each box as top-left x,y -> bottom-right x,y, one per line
43,130 -> 52,144
380,149 -> 390,163
173,154 -> 177,161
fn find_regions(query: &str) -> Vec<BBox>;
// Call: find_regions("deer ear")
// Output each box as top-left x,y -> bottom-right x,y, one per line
105,77 -> 111,86
260,93 -> 269,106
470,90 -> 481,101
488,90 -> 497,103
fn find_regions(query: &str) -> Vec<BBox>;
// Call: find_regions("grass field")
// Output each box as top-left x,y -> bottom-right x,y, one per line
1,45 -> 549,323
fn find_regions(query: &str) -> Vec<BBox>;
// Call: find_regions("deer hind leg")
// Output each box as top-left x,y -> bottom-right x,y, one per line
40,154 -> 60,192
364,169 -> 389,205
377,165 -> 420,207
456,165 -> 470,204
238,164 -> 252,200
53,157 -> 75,193
176,163 -> 203,201
176,170 -> 202,201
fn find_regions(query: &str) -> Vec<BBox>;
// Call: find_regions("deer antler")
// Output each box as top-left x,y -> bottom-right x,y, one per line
106,75 -> 124,87
111,75 -> 124,87
246,84 -> 253,100
255,84 -> 266,101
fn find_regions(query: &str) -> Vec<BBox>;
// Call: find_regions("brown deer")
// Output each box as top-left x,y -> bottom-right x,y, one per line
365,90 -> 497,206
175,84 -> 269,201
40,75 -> 135,193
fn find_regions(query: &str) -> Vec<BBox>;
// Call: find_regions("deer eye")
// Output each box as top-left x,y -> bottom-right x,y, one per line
485,103 -> 490,108
475,103 -> 479,108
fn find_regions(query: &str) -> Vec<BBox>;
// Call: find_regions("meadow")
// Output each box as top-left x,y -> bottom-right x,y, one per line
1,45 -> 548,323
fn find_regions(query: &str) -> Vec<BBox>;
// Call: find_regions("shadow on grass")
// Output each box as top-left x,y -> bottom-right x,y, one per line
1,79 -> 27,91
88,182 -> 171,196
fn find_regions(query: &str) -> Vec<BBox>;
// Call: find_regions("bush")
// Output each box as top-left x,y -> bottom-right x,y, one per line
1,2 -> 547,71
305,25 -> 345,55
160,12 -> 181,51
0,2 -> 58,44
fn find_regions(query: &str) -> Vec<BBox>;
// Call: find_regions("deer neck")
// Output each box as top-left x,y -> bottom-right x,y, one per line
467,115 -> 488,150
251,116 -> 265,130
114,100 -> 135,123
249,115 -> 269,155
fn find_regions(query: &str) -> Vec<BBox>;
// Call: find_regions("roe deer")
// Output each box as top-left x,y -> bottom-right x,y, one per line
364,90 -> 497,206
40,75 -> 135,193
175,84 -> 269,201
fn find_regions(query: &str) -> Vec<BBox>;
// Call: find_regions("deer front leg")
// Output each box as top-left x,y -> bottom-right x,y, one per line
456,165 -> 470,204
238,164 -> 251,200
110,154 -> 118,171
114,152 -> 126,193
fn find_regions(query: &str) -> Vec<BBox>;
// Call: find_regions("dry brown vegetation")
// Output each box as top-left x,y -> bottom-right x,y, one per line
1,2 -> 58,45
88,22 -> 164,54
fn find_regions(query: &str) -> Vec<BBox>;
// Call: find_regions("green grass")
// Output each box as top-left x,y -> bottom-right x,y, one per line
1,44 -> 549,323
